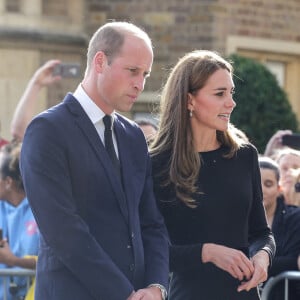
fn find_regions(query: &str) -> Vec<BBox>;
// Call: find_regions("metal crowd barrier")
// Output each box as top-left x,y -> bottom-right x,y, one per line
261,271 -> 300,300
0,268 -> 35,300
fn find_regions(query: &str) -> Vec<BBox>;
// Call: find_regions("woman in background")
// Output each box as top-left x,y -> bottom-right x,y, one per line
259,156 -> 300,300
0,141 -> 39,300
150,50 -> 275,299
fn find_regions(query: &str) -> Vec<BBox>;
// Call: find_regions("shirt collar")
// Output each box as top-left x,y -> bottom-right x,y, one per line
73,84 -> 115,125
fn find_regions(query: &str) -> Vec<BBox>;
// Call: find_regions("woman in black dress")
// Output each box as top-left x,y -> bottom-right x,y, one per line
150,50 -> 275,300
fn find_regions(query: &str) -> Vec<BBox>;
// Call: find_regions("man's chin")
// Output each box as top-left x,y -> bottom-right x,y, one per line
117,104 -> 134,113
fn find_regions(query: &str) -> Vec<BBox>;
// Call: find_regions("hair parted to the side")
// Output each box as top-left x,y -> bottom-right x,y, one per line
150,50 -> 247,207
258,156 -> 280,183
85,21 -> 152,76
0,141 -> 24,192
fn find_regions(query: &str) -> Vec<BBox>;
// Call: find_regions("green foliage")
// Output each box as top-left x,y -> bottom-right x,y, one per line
228,54 -> 299,153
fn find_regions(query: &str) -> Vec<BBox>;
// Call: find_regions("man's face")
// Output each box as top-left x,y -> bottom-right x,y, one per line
97,35 -> 153,114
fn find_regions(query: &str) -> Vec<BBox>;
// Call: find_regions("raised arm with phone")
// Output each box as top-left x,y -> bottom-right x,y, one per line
10,60 -> 63,141
263,130 -> 300,157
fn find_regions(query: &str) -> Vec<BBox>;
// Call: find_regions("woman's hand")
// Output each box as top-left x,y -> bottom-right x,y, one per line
237,250 -> 269,292
202,243 -> 254,281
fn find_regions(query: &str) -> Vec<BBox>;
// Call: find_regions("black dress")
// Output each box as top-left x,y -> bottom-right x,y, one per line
152,144 -> 275,300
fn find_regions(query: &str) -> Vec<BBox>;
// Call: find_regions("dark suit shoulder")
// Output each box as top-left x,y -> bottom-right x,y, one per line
115,112 -> 140,131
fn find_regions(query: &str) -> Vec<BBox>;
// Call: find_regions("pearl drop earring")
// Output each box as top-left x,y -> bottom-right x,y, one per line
189,110 -> 193,118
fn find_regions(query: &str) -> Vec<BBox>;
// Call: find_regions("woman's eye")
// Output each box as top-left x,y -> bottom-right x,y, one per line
215,92 -> 224,97
264,180 -> 275,188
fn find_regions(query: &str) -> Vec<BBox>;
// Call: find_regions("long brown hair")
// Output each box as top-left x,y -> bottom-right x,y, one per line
150,50 -> 247,207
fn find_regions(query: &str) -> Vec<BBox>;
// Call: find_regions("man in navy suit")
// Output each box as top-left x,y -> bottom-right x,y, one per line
20,21 -> 169,300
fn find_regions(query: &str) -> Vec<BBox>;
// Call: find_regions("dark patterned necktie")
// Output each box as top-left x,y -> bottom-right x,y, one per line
103,115 -> 121,178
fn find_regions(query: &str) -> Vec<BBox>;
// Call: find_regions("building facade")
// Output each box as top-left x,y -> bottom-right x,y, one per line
1,0 -> 300,139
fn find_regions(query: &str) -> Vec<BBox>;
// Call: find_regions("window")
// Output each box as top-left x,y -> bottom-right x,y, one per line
265,61 -> 285,88
6,0 -> 21,12
42,0 -> 67,16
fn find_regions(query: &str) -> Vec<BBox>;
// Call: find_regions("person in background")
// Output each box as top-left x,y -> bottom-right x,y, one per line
283,167 -> 300,207
10,60 -> 62,142
150,50 -> 275,300
20,21 -> 169,300
0,141 -> 39,300
259,156 -> 300,300
135,118 -> 158,146
263,129 -> 293,158
274,148 -> 300,206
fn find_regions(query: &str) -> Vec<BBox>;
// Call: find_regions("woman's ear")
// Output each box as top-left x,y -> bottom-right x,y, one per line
187,93 -> 194,111
278,183 -> 284,195
4,176 -> 13,191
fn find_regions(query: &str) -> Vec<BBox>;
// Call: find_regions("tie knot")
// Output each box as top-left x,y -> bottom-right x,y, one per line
103,115 -> 112,130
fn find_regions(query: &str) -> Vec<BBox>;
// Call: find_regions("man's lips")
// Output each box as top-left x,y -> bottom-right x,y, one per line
127,94 -> 138,103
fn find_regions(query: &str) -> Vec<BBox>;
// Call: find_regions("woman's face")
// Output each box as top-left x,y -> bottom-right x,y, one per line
260,168 -> 280,211
188,68 -> 236,132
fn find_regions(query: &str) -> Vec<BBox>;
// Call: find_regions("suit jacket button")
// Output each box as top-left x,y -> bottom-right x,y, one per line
131,232 -> 135,239
129,264 -> 135,271
127,244 -> 131,249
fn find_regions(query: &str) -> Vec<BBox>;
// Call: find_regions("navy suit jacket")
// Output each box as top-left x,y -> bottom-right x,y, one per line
20,94 -> 169,300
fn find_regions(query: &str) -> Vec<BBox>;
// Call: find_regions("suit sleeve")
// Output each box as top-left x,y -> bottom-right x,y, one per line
138,151 -> 170,289
20,116 -> 134,300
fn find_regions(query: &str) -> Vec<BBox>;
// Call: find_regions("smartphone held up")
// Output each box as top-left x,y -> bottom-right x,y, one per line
53,63 -> 81,78
281,133 -> 300,150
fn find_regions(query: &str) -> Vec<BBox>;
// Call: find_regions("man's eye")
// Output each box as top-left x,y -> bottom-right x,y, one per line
128,68 -> 137,73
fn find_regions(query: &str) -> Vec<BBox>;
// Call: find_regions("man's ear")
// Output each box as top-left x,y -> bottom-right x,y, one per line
94,51 -> 106,73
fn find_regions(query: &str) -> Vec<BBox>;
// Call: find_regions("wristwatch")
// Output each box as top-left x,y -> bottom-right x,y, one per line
148,283 -> 167,300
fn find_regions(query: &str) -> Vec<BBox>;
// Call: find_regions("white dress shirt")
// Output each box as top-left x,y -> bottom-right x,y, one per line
73,84 -> 119,157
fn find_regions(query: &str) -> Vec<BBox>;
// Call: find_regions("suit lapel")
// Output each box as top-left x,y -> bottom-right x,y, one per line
64,95 -> 129,222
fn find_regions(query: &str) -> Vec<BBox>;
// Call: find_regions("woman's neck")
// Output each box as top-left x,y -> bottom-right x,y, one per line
192,130 -> 220,152
265,201 -> 277,228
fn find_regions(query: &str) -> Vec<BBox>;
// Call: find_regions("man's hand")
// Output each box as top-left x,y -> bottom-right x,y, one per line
32,60 -> 62,87
127,286 -> 162,300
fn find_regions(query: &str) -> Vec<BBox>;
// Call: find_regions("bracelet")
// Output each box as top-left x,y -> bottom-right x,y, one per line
148,283 -> 167,300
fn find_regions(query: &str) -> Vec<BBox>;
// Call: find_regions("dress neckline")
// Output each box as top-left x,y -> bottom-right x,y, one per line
199,144 -> 225,154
